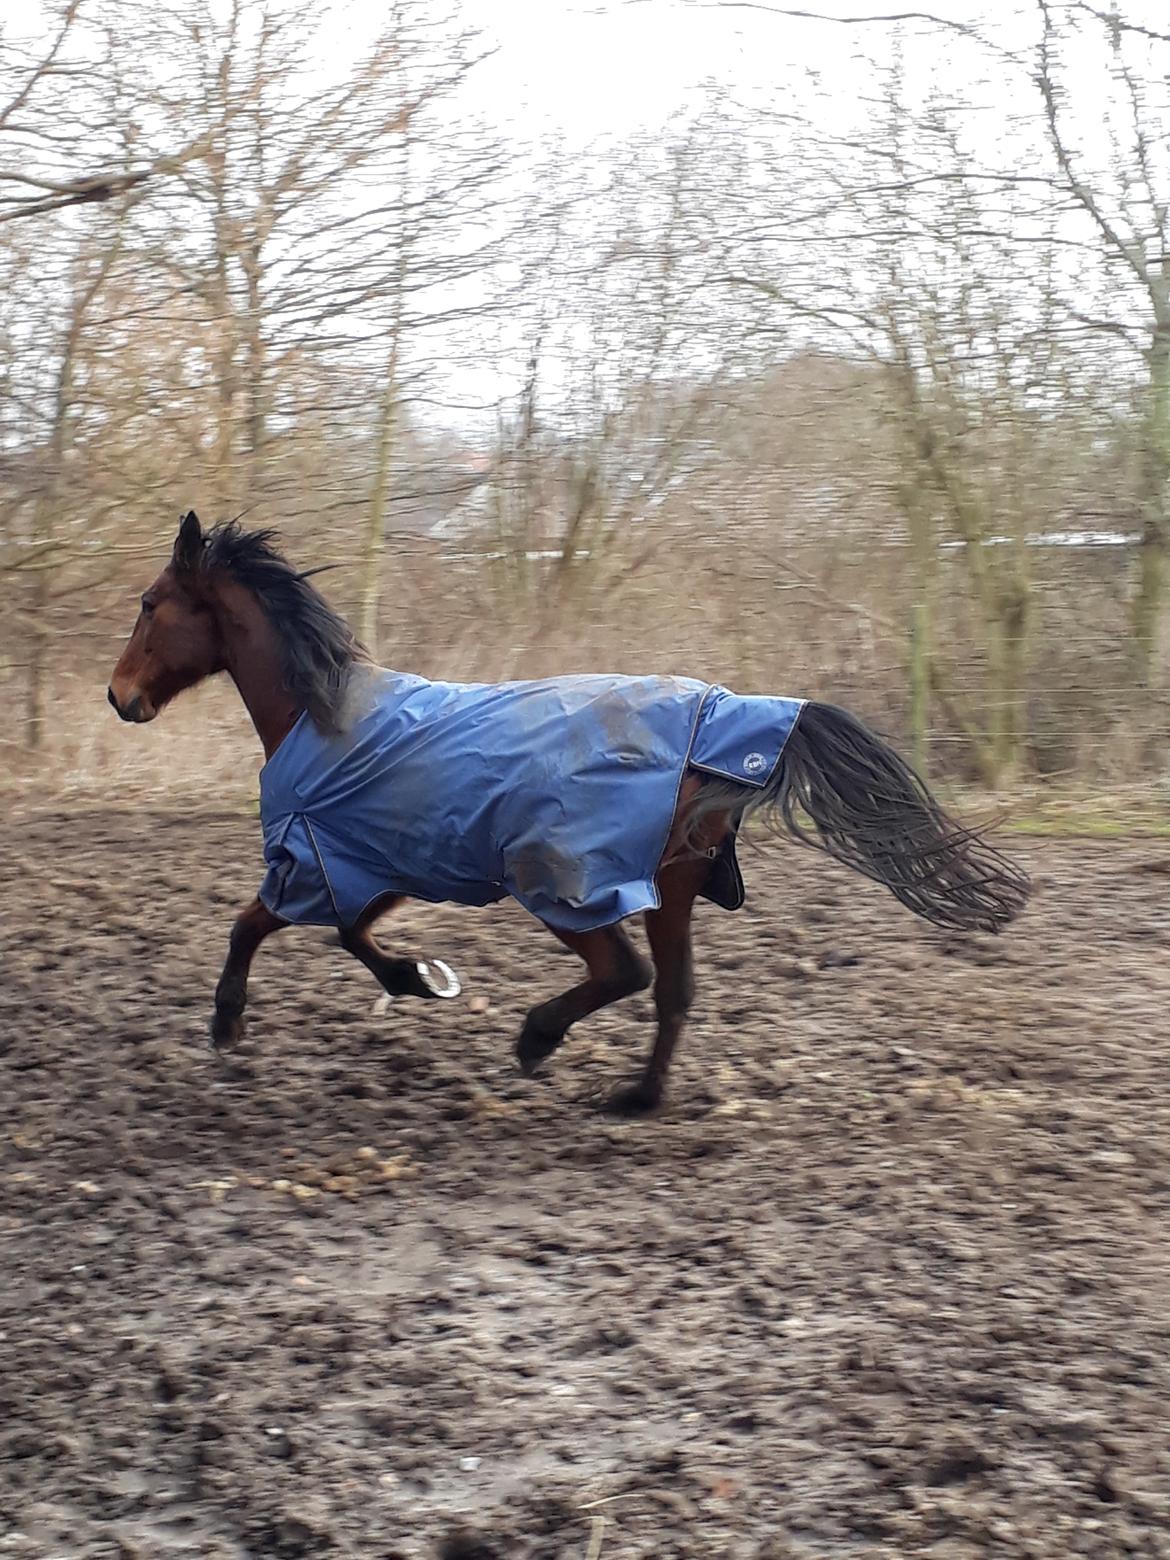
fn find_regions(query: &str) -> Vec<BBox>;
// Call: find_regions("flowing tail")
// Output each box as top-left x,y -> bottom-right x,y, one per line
694,701 -> 1030,933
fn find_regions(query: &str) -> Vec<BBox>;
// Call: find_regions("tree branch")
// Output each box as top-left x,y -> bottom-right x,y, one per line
1035,0 -> 1155,296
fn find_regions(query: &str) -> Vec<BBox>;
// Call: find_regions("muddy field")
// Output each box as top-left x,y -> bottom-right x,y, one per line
2,807 -> 1170,1559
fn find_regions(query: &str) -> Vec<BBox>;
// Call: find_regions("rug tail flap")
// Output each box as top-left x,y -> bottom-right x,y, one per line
689,690 -> 805,788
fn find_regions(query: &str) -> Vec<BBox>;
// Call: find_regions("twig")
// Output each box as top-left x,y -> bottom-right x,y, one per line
584,1514 -> 606,1560
580,1489 -> 673,1508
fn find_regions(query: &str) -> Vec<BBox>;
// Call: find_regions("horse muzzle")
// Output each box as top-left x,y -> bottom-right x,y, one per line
107,686 -> 155,723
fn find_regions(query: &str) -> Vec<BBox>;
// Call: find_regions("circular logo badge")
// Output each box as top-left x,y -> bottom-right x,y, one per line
743,752 -> 768,776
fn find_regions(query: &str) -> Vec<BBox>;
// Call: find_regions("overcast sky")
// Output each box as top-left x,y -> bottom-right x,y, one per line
337,0 -> 1022,139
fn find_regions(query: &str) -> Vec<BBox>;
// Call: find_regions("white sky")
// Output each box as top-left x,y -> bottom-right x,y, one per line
451,0 -> 839,137
341,0 -> 1006,135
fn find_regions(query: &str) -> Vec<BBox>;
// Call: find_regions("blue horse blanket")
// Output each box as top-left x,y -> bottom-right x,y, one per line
258,668 -> 803,933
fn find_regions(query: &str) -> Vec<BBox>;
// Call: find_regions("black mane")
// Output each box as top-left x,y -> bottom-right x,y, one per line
199,522 -> 365,734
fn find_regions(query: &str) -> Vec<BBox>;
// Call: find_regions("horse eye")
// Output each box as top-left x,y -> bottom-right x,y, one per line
141,597 -> 155,617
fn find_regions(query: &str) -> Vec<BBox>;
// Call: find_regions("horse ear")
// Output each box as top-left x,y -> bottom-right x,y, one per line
173,510 -> 203,573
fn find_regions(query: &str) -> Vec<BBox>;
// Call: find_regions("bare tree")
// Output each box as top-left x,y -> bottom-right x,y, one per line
0,2 -> 217,223
472,115 -> 770,639
132,0 -> 506,654
1037,0 -> 1170,684
699,42 -> 1124,783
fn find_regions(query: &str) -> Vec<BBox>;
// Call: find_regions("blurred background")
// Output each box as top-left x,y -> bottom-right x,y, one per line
3,0 -> 1169,803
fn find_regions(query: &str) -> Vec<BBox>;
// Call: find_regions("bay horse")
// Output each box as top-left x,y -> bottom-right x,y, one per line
108,512 -> 1029,1114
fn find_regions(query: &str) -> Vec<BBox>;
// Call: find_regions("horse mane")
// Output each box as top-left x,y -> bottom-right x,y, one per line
197,521 -> 366,734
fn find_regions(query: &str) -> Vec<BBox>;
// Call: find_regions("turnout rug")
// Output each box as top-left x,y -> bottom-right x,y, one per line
258,668 -> 804,933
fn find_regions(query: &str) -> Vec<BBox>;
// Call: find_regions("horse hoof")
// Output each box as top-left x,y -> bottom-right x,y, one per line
417,960 -> 461,999
210,1010 -> 244,1049
516,1039 -> 554,1077
516,1019 -> 564,1077
604,1080 -> 663,1117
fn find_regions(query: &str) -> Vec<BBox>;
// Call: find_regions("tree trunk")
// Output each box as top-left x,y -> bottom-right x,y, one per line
24,572 -> 48,751
1132,321 -> 1170,686
359,336 -> 401,655
985,566 -> 1029,790
904,483 -> 934,777
242,238 -> 267,484
358,119 -> 411,657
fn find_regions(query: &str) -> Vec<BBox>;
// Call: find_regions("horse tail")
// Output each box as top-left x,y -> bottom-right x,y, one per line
691,701 -> 1030,934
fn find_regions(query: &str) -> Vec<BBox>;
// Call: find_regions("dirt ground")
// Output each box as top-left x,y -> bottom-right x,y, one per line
2,806 -> 1170,1560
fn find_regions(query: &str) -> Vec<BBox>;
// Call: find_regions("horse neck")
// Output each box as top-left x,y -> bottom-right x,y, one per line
212,579 -> 301,761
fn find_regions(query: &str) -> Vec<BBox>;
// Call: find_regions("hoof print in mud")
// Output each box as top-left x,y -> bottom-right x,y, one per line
438,1530 -> 502,1560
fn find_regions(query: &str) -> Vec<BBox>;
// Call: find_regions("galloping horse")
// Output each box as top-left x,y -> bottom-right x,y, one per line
108,513 -> 1029,1113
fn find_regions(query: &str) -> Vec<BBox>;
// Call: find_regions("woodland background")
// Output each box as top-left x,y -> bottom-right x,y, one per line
4,0 -> 1170,803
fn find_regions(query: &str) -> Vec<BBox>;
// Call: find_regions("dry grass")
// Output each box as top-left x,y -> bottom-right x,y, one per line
0,676 -> 260,808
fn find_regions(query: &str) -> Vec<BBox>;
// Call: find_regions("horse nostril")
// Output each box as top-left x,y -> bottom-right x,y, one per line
108,688 -> 143,722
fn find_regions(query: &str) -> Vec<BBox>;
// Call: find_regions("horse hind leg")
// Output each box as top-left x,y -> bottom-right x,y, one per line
517,924 -> 651,1077
606,787 -> 732,1115
605,854 -> 709,1115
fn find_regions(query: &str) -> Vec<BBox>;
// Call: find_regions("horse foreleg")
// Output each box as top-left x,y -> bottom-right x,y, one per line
340,895 -> 461,1000
516,924 -> 651,1077
211,896 -> 286,1048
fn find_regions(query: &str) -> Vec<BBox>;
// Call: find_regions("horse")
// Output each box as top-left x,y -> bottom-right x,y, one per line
108,511 -> 1030,1114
